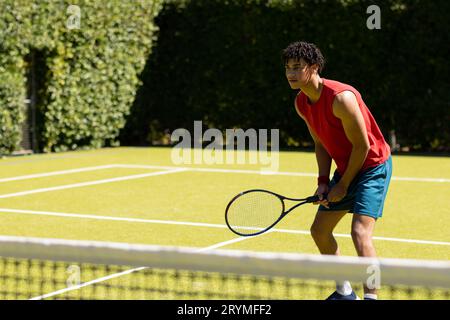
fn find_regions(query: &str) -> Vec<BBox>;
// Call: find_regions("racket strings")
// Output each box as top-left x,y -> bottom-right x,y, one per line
226,192 -> 284,235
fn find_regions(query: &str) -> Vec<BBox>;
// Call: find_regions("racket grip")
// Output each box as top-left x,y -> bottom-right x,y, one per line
306,194 -> 328,203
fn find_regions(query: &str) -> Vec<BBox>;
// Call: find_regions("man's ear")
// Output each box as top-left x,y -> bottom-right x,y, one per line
310,63 -> 320,74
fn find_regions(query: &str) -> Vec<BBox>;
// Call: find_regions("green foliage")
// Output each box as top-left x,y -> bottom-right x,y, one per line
0,59 -> 27,154
0,0 -> 163,153
121,0 -> 449,151
1,0 -> 448,154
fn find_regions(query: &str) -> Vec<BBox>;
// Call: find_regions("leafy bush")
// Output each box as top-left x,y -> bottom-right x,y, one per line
0,0 -> 163,153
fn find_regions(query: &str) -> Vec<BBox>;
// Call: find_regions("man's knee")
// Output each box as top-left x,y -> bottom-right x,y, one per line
310,223 -> 332,242
351,224 -> 371,244
311,210 -> 348,241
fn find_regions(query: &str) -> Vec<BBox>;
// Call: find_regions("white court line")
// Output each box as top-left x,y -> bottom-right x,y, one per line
29,236 -> 251,300
29,266 -> 148,300
391,177 -> 450,183
0,208 -> 226,229
0,165 -> 117,183
114,164 -> 450,183
1,208 -> 449,246
114,164 -> 317,177
0,169 -> 188,199
0,163 -> 448,185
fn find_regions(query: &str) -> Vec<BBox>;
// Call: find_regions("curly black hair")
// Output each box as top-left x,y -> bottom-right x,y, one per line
282,41 -> 325,73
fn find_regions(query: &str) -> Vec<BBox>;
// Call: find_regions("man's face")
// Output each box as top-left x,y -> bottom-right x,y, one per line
284,59 -> 312,89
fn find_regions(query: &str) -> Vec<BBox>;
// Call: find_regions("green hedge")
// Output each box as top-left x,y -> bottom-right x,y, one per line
0,0 -> 163,153
1,0 -> 448,154
120,0 -> 449,151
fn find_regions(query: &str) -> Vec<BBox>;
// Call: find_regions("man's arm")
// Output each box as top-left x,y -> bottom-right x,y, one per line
295,100 -> 331,206
309,123 -> 332,179
294,100 -> 332,178
329,91 -> 370,201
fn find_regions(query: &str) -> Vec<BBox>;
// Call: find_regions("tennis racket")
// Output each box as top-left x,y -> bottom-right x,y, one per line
225,189 -> 322,237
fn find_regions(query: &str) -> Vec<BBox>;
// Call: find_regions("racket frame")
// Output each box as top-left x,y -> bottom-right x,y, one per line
225,189 -> 319,237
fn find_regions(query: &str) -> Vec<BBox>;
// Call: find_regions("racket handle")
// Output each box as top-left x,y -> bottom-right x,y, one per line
306,194 -> 328,203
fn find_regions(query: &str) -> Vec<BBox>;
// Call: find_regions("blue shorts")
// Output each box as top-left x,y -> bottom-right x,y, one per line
319,156 -> 392,219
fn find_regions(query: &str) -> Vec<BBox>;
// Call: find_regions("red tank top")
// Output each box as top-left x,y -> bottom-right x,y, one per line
296,78 -> 390,175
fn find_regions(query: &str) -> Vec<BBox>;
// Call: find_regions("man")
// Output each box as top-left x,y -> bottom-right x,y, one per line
283,41 -> 392,300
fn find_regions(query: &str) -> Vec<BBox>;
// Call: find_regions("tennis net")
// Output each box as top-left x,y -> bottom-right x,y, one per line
0,236 -> 449,300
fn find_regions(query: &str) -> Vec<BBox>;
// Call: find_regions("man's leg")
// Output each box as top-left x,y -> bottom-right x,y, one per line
310,210 -> 348,255
351,214 -> 378,298
311,210 -> 360,299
